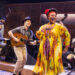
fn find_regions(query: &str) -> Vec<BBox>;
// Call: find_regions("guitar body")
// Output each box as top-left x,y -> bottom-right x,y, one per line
11,33 -> 28,46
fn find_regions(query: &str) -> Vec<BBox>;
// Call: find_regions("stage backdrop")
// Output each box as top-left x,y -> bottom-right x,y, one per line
3,1 -> 75,39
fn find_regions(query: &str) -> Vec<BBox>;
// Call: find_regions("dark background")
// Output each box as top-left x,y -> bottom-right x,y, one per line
0,0 -> 75,39
0,0 -> 75,3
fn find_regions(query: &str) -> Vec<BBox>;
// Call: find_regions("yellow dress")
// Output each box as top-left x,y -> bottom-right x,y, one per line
33,23 -> 71,75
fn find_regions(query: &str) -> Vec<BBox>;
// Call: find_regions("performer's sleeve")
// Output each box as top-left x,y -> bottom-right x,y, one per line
36,26 -> 44,40
59,25 -> 71,47
10,27 -> 21,33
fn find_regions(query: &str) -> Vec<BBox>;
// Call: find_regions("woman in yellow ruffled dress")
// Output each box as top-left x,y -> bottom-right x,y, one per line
33,8 -> 71,75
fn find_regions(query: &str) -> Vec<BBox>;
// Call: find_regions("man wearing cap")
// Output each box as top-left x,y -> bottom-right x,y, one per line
0,17 -> 5,44
33,8 -> 71,75
0,16 -> 7,23
8,16 -> 37,75
0,16 -> 7,38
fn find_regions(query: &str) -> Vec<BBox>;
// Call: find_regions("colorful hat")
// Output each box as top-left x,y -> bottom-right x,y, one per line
45,8 -> 57,16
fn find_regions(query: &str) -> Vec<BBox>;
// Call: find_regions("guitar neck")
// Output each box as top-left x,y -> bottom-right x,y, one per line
20,38 -> 39,43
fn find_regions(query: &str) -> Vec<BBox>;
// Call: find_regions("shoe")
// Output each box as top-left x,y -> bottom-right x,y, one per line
13,74 -> 16,75
19,72 -> 21,75
13,72 -> 21,75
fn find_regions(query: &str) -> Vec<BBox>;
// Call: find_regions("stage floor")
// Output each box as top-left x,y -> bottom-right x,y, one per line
0,61 -> 75,75
0,65 -> 34,75
0,70 -> 75,75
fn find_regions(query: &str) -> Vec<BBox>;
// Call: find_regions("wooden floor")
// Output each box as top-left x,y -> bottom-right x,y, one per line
0,61 -> 75,75
0,61 -> 35,75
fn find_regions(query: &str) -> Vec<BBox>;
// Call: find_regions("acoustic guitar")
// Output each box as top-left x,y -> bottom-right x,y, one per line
11,33 -> 33,46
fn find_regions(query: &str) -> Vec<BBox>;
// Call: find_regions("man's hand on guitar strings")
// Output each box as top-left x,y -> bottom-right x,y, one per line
14,38 -> 20,42
30,40 -> 37,46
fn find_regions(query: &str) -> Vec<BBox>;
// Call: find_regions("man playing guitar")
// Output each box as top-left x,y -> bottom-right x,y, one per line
8,16 -> 36,75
